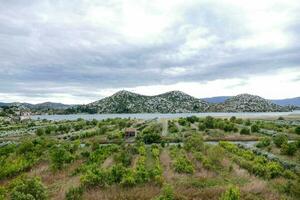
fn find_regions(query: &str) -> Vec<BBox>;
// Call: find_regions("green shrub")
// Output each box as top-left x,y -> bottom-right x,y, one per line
80,168 -> 108,187
65,187 -> 83,200
251,124 -> 260,133
240,128 -> 250,135
121,170 -> 136,187
173,156 -> 194,174
50,145 -> 74,170
155,184 -> 174,200
220,186 -> 240,200
266,162 -> 283,179
281,142 -> 297,156
184,134 -> 204,152
273,134 -> 288,148
295,126 -> 300,135
256,137 -> 271,148
10,177 -> 47,200
36,128 -> 45,136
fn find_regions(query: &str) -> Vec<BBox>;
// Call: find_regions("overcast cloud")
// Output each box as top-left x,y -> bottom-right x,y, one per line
0,0 -> 300,104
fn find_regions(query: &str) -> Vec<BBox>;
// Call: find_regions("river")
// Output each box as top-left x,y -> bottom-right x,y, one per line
31,111 -> 300,121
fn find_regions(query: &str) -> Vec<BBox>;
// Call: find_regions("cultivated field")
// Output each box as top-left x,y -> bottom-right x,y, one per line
0,115 -> 299,200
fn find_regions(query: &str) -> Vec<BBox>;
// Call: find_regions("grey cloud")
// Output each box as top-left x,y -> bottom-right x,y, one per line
0,0 -> 300,102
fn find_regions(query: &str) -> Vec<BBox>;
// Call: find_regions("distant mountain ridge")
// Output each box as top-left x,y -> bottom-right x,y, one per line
1,91 -> 299,114
68,90 -> 210,113
202,96 -> 300,106
0,102 -> 72,110
66,90 -> 295,114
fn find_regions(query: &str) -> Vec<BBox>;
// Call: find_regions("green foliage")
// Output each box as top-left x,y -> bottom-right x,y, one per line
295,126 -> 300,135
219,142 -> 285,179
186,116 -> 198,123
141,124 -> 162,144
250,124 -> 260,133
81,168 -> 109,187
172,151 -> 194,174
230,116 -> 236,123
121,170 -> 136,187
266,162 -> 283,179
10,176 -> 47,200
36,128 -> 45,136
50,145 -> 74,170
281,142 -> 297,156
273,134 -> 288,148
184,134 -> 204,152
256,137 -> 271,148
220,186 -> 240,200
240,128 -> 250,135
155,184 -> 174,200
65,187 -> 83,200
178,118 -> 188,126
204,116 -> 214,129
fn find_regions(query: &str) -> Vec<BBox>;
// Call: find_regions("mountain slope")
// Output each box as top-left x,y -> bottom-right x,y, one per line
70,91 -> 290,113
203,96 -> 300,106
271,97 -> 300,107
72,90 -> 210,113
209,94 -> 287,112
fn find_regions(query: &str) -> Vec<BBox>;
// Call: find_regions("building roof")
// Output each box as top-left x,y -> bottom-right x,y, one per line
125,128 -> 136,132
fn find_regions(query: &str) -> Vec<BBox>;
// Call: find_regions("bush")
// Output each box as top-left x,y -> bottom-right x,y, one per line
65,187 -> 83,200
142,133 -> 161,144
184,134 -> 204,152
240,128 -> 250,135
266,162 -> 283,179
273,134 -> 288,148
121,170 -> 136,187
10,176 -> 47,200
36,128 -> 45,136
281,142 -> 297,156
204,116 -> 214,129
220,186 -> 240,200
256,137 -> 271,148
81,168 -> 108,187
230,116 -> 236,122
173,156 -> 194,174
155,184 -> 174,200
50,145 -> 74,170
295,126 -> 300,135
251,124 -> 260,133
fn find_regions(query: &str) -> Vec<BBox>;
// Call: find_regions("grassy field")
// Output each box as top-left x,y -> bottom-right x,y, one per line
0,115 -> 299,200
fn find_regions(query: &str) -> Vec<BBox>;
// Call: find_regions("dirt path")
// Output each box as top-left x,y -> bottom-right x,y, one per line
102,156 -> 114,168
159,118 -> 168,136
160,149 -> 174,182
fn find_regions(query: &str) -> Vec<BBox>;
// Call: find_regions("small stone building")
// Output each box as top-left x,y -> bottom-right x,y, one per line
124,128 -> 137,138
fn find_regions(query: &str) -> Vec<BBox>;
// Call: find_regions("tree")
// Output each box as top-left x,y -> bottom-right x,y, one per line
36,128 -> 45,136
184,134 -> 204,152
220,186 -> 240,200
142,133 -> 161,144
295,126 -> 300,135
10,176 -> 47,200
156,184 -> 174,200
256,137 -> 271,148
240,128 -> 250,135
251,124 -> 260,133
50,146 -> 73,170
229,116 -> 236,123
273,134 -> 288,148
281,142 -> 297,156
204,116 -> 214,129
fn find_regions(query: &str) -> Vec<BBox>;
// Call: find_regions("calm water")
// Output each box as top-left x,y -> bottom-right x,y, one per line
31,111 -> 300,121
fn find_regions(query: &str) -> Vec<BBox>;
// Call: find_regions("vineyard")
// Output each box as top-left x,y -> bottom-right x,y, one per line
0,115 -> 299,199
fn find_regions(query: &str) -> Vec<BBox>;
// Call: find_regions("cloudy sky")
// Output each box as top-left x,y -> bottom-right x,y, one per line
0,0 -> 300,104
